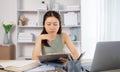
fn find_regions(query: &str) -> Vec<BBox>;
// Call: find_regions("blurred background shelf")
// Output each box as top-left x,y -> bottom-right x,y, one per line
16,0 -> 81,59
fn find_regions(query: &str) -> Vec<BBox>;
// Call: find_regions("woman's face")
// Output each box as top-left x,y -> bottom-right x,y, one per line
44,16 -> 60,34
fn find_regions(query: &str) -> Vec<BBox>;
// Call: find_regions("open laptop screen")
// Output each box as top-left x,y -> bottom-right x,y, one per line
91,41 -> 120,72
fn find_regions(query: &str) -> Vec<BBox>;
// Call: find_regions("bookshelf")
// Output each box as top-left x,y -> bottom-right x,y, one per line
16,0 -> 81,59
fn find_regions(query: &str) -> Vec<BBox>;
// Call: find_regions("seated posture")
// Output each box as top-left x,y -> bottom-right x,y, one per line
32,11 -> 79,60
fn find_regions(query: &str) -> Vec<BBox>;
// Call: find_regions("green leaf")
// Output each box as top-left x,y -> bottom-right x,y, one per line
3,24 -> 13,33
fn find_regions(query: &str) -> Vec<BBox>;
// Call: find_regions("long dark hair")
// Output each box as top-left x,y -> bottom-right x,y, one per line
41,11 -> 62,47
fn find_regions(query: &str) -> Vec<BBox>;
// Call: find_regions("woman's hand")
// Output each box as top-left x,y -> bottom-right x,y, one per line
39,34 -> 52,42
58,57 -> 68,63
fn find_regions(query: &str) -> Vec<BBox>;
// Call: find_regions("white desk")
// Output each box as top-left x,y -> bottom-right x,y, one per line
81,59 -> 120,72
0,70 -> 7,72
26,64 -> 62,72
101,69 -> 120,72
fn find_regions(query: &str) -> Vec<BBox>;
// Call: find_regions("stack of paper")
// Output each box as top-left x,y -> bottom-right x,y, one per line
27,64 -> 55,72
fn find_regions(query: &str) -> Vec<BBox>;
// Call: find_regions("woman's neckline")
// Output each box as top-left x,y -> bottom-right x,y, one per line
51,34 -> 59,41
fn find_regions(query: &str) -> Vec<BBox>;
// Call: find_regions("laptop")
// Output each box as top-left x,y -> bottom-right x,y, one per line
38,53 -> 68,63
83,41 -> 120,72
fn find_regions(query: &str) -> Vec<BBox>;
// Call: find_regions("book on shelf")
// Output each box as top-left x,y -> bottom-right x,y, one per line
18,33 -> 35,42
64,12 -> 78,26
0,60 -> 40,72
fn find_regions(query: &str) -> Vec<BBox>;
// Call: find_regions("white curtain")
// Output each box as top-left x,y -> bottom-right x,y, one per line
81,0 -> 119,59
81,0 -> 97,59
97,0 -> 118,41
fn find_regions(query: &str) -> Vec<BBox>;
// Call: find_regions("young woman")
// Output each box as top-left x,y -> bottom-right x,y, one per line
32,11 -> 79,60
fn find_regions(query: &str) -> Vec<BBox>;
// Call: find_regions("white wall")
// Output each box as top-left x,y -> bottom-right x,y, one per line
0,0 -> 17,45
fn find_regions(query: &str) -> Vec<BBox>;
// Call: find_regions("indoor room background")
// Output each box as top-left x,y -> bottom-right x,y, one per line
0,0 -> 120,60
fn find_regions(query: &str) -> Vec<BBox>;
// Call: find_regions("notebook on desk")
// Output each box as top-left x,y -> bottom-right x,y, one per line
83,41 -> 120,72
0,60 -> 40,72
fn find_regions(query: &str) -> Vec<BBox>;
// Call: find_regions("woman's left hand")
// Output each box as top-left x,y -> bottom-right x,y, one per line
58,57 -> 68,62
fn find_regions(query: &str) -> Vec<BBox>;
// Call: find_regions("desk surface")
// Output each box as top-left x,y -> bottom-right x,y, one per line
100,69 -> 120,72
0,70 -> 7,72
81,59 -> 120,72
26,65 -> 62,72
0,60 -> 62,72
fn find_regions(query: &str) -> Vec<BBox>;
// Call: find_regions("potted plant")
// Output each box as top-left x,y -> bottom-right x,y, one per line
2,21 -> 13,44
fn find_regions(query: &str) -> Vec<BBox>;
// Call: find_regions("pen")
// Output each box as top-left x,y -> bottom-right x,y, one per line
76,52 -> 85,63
70,54 -> 73,61
77,52 -> 85,60
68,54 -> 73,61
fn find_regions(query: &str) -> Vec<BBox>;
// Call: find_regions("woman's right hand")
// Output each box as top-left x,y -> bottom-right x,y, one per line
38,34 -> 52,42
